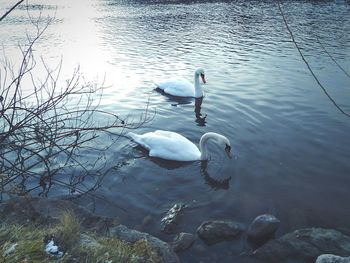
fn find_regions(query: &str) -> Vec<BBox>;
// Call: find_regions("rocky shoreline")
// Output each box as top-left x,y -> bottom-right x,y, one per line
0,197 -> 349,263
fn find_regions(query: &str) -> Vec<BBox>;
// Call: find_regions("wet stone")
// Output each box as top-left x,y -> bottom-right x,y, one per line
247,214 -> 280,243
253,228 -> 350,263
172,232 -> 195,252
197,220 -> 244,245
316,254 -> 350,263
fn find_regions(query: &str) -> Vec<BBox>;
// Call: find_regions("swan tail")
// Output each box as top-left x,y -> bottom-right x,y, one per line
151,80 -> 161,89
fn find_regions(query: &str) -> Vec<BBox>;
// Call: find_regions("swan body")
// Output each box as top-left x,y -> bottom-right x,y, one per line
127,130 -> 232,161
155,68 -> 206,98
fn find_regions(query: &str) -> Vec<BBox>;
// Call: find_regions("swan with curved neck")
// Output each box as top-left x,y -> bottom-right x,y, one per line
198,132 -> 232,160
155,68 -> 206,98
127,130 -> 232,161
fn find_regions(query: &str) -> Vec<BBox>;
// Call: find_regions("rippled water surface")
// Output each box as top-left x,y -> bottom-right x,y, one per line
1,0 -> 350,262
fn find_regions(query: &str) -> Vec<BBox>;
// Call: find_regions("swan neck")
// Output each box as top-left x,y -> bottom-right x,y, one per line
194,72 -> 203,98
199,133 -> 212,160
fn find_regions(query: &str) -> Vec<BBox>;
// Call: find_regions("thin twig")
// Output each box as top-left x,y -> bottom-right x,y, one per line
315,35 -> 350,79
0,0 -> 25,22
277,1 -> 350,118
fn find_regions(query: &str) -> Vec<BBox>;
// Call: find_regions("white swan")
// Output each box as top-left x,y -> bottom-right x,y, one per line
154,68 -> 206,98
127,130 -> 232,161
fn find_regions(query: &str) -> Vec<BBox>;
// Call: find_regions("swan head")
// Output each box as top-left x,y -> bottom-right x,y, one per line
225,143 -> 232,159
222,136 -> 233,159
212,134 -> 233,159
195,68 -> 206,84
200,132 -> 233,159
214,134 -> 232,159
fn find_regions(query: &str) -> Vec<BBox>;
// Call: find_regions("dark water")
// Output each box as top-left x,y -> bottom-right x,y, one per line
1,0 -> 350,262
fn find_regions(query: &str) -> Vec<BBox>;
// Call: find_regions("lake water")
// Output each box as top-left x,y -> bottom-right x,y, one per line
1,0 -> 350,262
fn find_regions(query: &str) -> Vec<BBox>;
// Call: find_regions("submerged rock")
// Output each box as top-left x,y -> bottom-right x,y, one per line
172,232 -> 196,252
316,254 -> 350,263
247,214 -> 280,243
142,215 -> 153,227
197,220 -> 244,245
253,228 -> 350,263
161,203 -> 186,234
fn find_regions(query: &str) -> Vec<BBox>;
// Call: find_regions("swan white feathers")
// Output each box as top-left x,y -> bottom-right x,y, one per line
127,130 -> 232,161
154,68 -> 206,98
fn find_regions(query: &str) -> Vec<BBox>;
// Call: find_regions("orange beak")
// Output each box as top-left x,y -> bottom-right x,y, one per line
200,74 -> 206,84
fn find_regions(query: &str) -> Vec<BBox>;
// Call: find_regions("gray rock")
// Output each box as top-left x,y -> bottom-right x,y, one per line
247,214 -> 280,243
172,232 -> 195,252
109,225 -> 180,263
161,203 -> 186,234
197,220 -> 244,245
316,254 -> 350,263
253,228 -> 350,263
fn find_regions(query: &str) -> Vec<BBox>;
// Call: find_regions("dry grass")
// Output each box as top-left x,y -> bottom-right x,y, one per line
0,211 -> 162,263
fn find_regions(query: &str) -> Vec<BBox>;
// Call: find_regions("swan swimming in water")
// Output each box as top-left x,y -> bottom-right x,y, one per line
154,68 -> 206,98
127,130 -> 232,162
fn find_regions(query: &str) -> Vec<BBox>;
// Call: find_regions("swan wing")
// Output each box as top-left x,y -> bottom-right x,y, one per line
128,130 -> 201,161
156,79 -> 194,97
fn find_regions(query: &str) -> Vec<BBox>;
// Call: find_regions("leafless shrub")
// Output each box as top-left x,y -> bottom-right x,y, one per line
0,9 -> 152,199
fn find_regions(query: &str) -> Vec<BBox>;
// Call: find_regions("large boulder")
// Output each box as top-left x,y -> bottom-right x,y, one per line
197,220 -> 244,245
253,228 -> 350,263
247,214 -> 280,243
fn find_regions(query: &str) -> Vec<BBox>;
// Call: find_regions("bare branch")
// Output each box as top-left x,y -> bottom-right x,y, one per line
0,6 -> 153,204
0,0 -> 25,22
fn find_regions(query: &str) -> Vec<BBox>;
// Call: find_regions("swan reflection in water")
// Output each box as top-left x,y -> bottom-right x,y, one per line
149,156 -> 231,190
200,160 -> 231,190
154,89 -> 207,126
132,145 -> 231,189
194,97 -> 207,127
149,158 -> 232,190
154,87 -> 193,106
